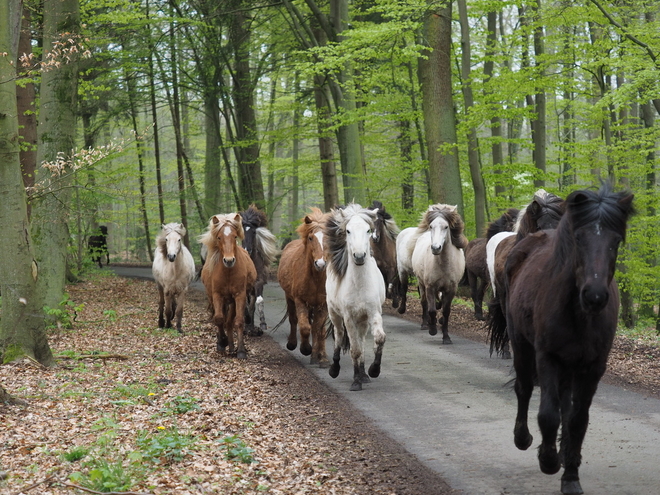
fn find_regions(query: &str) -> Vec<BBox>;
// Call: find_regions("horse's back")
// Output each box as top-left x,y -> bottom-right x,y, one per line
396,227 -> 417,274
465,237 -> 487,277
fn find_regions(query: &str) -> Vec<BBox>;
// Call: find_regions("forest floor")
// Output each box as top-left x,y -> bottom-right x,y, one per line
1,270 -> 658,495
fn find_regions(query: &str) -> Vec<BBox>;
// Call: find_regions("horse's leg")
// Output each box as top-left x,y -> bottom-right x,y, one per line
256,286 -> 267,334
213,294 -> 228,354
157,284 -> 165,328
368,312 -> 386,379
311,305 -> 330,368
244,289 -> 256,336
536,353 -> 562,476
328,313 -> 343,379
512,339 -> 535,451
285,297 -> 298,351
422,284 -> 438,335
233,293 -> 248,359
294,299 -> 313,357
164,291 -> 174,329
560,369 -> 601,495
348,323 -> 365,391
397,272 -> 408,314
439,289 -> 454,344
390,271 -> 400,309
174,291 -> 186,334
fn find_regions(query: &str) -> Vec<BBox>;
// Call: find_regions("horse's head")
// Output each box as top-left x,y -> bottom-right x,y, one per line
211,213 -> 243,268
422,205 -> 466,256
560,187 -> 634,314
299,208 -> 327,271
345,210 -> 375,266
162,223 -> 186,262
240,205 -> 267,256
516,190 -> 565,240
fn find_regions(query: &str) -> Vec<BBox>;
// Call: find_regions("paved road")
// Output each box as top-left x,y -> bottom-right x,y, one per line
112,266 -> 660,495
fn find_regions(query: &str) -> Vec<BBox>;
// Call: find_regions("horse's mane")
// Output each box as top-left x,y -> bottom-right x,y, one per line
296,207 -> 326,240
325,203 -> 377,278
552,184 -> 635,270
157,222 -> 186,249
198,213 -> 244,272
485,208 -> 519,239
369,200 -> 400,240
514,189 -> 565,240
416,204 -> 468,249
241,204 -> 268,229
255,227 -> 279,266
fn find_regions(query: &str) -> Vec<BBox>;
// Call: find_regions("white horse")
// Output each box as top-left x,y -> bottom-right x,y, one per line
395,226 -> 417,314
152,222 -> 196,333
326,204 -> 386,391
410,204 -> 467,344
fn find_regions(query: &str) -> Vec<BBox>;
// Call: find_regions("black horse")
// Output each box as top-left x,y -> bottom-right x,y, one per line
490,184 -> 634,495
240,205 -> 279,336
88,225 -> 109,268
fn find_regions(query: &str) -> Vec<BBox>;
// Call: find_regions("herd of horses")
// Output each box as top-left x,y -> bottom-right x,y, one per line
140,183 -> 633,495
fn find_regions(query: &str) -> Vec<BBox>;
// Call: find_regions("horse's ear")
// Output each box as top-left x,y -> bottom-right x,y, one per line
212,216 -> 220,225
528,200 -> 542,218
162,223 -> 167,230
233,213 -> 242,225
304,215 -> 312,224
618,193 -> 635,215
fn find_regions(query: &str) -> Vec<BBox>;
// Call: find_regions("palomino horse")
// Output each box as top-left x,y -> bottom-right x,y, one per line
152,223 -> 196,333
278,207 -> 330,367
368,201 -> 401,309
199,213 -> 257,359
326,204 -> 386,391
491,184 -> 634,495
487,190 -> 565,357
409,204 -> 468,343
240,205 -> 279,336
464,208 -> 519,320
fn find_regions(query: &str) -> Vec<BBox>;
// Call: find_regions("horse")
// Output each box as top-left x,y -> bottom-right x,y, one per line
325,204 -> 386,391
240,205 -> 279,336
368,201 -> 401,309
277,207 -> 330,367
199,213 -> 257,359
151,223 -> 196,333
464,208 -> 519,320
487,190 -> 565,358
409,204 -> 468,344
88,225 -> 109,268
394,226 -> 417,314
490,184 -> 634,495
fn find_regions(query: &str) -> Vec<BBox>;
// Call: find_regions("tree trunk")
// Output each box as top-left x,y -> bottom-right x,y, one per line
31,0 -> 80,310
204,94 -> 223,220
484,10 -> 505,197
418,1 -> 463,213
398,119 -> 415,212
458,0 -> 486,236
0,0 -> 54,366
531,0 -> 546,188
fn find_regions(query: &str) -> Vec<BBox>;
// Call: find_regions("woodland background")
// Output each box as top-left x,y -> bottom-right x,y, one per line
1,0 -> 659,367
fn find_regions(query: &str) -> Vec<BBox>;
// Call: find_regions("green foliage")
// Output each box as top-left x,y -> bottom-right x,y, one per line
163,395 -> 200,415
220,435 -> 256,464
70,458 -> 135,493
134,427 -> 198,464
2,344 -> 25,364
62,446 -> 90,462
43,294 -> 84,330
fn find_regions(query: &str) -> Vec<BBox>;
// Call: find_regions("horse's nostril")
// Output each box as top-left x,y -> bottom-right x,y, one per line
581,286 -> 609,312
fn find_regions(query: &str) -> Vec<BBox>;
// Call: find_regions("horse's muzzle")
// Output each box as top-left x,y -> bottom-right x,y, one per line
431,246 -> 442,255
168,254 -> 177,262
580,285 -> 609,313
353,253 -> 366,265
314,259 -> 326,271
223,257 -> 236,268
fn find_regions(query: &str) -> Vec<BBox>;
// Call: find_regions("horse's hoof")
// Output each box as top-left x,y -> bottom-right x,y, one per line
397,304 -> 406,314
300,342 -> 312,356
538,445 -> 561,475
359,373 -> 371,384
329,363 -> 340,379
317,358 -> 330,369
368,363 -> 381,378
561,480 -> 584,495
286,341 -> 297,351
428,326 -> 437,336
442,336 -> 452,344
310,355 -> 319,365
350,381 -> 363,391
218,336 -> 228,348
237,351 -> 247,360
475,313 -> 485,321
158,318 -> 165,328
260,322 -> 268,332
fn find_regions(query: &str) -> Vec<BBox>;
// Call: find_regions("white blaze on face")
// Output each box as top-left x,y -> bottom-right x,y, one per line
223,226 -> 232,237
314,231 -> 325,268
595,222 -> 601,236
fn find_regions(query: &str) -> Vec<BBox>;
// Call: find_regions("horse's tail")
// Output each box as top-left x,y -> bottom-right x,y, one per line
269,312 -> 289,333
487,297 -> 509,357
325,321 -> 350,353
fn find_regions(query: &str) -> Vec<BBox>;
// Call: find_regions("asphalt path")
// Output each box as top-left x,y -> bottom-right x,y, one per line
112,265 -> 660,495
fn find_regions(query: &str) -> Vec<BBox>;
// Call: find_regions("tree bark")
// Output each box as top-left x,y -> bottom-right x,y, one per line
419,2 -> 463,212
484,10 -> 505,197
0,0 -> 54,366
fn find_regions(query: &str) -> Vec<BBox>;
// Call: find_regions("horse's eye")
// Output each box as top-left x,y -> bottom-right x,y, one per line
346,229 -> 351,235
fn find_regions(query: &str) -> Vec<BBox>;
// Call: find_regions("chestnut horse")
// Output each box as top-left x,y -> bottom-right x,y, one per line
277,207 -> 330,367
464,208 -> 519,320
368,201 -> 401,309
491,185 -> 634,495
199,213 -> 257,359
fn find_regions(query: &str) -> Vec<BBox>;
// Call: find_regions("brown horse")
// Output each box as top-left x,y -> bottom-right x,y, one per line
277,207 -> 330,367
199,213 -> 257,359
464,208 -> 519,320
368,201 -> 400,309
487,190 -> 565,358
